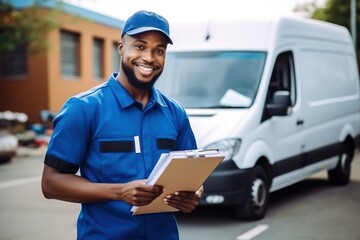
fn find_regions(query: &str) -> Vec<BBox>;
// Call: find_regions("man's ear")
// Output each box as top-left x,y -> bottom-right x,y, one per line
118,40 -> 124,56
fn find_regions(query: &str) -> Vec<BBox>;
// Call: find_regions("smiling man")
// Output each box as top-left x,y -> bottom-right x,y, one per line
41,10 -> 202,240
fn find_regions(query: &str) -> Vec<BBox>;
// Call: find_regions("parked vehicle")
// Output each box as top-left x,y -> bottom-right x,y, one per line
155,17 -> 360,220
0,111 -> 20,163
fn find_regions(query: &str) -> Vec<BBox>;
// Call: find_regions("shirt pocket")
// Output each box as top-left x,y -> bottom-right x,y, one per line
155,134 -> 177,156
98,137 -> 138,182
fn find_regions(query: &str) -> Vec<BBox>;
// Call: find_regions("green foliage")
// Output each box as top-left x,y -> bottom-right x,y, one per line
294,0 -> 355,26
0,0 -> 62,54
313,0 -> 353,29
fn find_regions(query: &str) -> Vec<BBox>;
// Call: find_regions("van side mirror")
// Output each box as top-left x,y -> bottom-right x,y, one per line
266,91 -> 291,117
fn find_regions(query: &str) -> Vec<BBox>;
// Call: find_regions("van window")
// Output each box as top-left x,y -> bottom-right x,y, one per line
266,51 -> 296,105
262,51 -> 296,121
156,51 -> 266,108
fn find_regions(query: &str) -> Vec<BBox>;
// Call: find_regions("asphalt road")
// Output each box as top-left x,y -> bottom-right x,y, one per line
0,146 -> 359,240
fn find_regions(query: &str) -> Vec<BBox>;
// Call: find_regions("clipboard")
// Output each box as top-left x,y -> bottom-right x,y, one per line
131,149 -> 225,215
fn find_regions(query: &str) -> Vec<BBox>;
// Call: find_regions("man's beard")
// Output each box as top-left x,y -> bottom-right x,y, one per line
121,60 -> 162,90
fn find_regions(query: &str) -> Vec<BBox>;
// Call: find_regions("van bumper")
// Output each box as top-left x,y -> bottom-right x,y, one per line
200,163 -> 252,206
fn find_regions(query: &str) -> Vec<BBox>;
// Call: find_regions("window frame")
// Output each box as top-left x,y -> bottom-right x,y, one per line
60,29 -> 80,78
0,44 -> 28,78
93,37 -> 105,79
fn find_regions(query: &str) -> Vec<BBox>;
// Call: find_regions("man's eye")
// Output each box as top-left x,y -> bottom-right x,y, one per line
136,45 -> 145,50
155,49 -> 164,55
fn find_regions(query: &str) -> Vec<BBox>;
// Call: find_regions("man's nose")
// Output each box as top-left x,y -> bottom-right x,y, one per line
141,50 -> 155,62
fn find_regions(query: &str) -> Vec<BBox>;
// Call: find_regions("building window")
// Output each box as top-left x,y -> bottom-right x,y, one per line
112,42 -> 120,73
93,38 -> 104,79
0,44 -> 28,77
60,30 -> 80,77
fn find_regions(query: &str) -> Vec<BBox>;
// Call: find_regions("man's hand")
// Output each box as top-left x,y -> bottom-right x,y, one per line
163,186 -> 204,213
120,180 -> 163,206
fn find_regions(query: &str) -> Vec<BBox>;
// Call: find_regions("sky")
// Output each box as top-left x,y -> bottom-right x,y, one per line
63,0 -> 326,23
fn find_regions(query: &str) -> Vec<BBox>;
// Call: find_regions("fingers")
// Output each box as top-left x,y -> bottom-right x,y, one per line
163,191 -> 201,213
132,190 -> 160,205
122,180 -> 163,206
133,185 -> 163,205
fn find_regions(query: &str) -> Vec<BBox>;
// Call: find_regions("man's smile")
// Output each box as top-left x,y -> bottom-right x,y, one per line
136,63 -> 159,75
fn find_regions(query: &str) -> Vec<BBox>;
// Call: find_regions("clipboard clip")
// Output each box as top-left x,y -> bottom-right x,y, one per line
185,149 -> 219,158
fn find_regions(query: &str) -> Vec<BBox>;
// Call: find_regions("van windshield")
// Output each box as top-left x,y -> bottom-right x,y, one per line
155,51 -> 266,108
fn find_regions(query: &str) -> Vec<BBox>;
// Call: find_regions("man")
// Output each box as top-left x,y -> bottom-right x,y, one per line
41,10 -> 202,240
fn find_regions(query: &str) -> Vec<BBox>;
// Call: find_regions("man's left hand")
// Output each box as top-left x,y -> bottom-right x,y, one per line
163,186 -> 204,213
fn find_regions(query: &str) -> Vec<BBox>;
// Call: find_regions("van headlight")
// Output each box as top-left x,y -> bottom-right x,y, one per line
204,138 -> 241,161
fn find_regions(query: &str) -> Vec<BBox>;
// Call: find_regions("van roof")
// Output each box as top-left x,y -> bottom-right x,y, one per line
168,17 -> 352,51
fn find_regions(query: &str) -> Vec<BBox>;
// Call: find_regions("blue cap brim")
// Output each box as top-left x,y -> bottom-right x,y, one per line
125,27 -> 173,44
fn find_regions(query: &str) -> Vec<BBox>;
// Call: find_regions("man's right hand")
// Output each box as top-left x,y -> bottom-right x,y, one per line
119,180 -> 163,206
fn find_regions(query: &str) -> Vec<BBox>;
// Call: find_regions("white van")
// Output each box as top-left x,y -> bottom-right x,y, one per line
155,17 -> 360,220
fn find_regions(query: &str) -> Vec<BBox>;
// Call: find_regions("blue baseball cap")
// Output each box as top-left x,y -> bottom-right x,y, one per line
121,10 -> 173,44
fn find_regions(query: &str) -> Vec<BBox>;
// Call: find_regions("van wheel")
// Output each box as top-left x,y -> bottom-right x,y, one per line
234,165 -> 269,220
328,144 -> 353,185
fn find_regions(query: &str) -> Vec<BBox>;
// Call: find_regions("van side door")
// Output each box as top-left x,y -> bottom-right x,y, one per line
261,51 -> 305,191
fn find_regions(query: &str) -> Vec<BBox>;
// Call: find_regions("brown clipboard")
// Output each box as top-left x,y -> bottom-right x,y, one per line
131,149 -> 225,215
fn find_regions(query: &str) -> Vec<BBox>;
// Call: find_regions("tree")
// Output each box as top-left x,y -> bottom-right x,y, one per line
0,0 -> 62,54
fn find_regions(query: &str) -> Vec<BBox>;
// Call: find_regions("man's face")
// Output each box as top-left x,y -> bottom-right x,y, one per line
119,31 -> 168,90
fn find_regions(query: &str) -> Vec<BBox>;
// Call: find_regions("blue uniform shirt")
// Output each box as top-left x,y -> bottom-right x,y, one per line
44,73 -> 197,240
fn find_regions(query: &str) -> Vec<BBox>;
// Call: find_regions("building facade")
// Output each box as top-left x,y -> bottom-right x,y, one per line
0,1 -> 123,122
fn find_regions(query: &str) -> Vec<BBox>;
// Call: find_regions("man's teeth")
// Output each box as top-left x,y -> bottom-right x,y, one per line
138,65 -> 154,73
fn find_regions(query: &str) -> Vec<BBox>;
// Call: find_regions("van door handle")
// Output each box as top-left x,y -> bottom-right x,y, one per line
296,119 -> 304,125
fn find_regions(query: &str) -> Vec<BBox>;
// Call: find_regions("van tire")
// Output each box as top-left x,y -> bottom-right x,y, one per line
234,165 -> 269,220
328,144 -> 353,186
